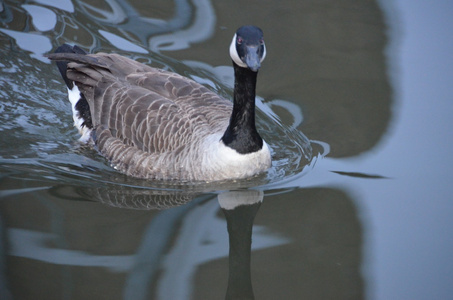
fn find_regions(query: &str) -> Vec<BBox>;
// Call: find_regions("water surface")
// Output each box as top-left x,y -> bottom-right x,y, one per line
1,0 -> 452,299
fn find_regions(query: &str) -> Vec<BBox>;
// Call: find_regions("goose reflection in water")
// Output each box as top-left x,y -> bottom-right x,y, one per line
7,186 -> 275,299
88,188 -> 265,300
219,191 -> 262,300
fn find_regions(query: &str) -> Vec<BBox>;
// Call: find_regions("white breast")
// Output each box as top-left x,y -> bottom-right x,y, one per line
200,133 -> 272,181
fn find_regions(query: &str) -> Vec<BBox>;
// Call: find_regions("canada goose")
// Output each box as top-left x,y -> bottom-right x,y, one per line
47,25 -> 271,181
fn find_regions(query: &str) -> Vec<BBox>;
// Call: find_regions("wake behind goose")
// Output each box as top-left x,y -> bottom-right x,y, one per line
47,26 -> 271,182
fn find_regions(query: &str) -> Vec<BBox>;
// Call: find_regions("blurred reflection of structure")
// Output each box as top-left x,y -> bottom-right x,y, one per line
77,0 -> 215,53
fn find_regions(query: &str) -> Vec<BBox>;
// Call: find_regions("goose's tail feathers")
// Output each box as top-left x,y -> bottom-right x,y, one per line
51,44 -> 88,89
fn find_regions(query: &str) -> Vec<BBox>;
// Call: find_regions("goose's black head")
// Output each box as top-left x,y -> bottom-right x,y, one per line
229,26 -> 266,72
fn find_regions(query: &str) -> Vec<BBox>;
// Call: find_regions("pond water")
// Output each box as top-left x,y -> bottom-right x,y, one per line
0,0 -> 452,299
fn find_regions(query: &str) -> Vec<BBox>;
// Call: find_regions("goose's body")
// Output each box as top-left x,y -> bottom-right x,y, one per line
47,26 -> 271,181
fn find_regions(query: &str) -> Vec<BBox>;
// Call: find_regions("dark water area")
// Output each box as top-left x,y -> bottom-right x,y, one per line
1,0 -> 452,299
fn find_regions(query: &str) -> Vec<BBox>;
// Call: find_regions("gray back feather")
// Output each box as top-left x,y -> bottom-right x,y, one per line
64,53 -> 232,180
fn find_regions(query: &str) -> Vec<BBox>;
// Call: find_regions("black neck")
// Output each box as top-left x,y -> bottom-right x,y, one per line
221,62 -> 263,154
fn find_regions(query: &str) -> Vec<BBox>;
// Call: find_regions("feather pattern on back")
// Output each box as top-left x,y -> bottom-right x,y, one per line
60,53 -> 259,181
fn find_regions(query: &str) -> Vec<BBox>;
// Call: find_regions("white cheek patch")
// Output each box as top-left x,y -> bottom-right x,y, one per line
229,34 -> 267,67
229,34 -> 247,68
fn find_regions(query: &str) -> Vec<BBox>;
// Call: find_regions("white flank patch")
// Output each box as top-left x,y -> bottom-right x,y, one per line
67,84 -> 92,143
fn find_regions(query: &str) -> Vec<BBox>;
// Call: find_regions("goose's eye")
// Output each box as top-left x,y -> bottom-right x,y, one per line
260,39 -> 264,45
237,37 -> 243,44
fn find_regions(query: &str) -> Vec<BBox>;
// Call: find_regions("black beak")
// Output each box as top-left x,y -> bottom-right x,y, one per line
244,46 -> 261,72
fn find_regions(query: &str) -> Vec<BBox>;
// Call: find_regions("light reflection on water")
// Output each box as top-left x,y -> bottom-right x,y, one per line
2,0 -> 452,299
